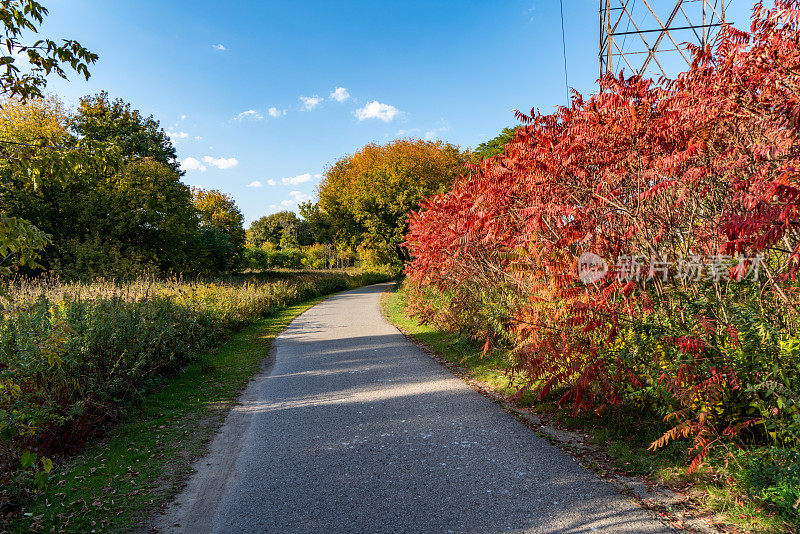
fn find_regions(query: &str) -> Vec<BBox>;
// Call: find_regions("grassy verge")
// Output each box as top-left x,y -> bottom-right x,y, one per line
10,296 -> 327,533
379,281 -> 521,396
381,284 -> 794,534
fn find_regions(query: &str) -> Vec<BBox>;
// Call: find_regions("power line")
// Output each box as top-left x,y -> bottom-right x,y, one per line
620,0 -> 637,53
559,0 -> 570,104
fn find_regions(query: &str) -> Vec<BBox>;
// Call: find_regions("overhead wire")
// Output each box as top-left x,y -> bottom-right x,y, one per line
559,0 -> 570,104
620,0 -> 637,53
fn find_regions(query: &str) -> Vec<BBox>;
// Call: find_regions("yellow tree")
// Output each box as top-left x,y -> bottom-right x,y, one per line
316,139 -> 467,265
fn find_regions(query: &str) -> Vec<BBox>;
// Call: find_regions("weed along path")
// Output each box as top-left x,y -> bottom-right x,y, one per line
155,283 -> 672,533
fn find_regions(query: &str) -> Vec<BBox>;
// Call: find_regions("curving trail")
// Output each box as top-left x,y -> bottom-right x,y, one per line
156,283 -> 672,534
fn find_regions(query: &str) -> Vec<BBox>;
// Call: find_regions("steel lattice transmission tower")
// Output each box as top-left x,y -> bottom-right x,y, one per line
599,0 -> 727,79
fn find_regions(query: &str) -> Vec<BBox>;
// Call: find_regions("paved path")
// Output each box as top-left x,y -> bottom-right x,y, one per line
157,283 -> 672,533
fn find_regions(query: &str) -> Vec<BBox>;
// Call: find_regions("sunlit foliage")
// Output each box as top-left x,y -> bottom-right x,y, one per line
314,139 -> 468,266
405,1 -> 800,497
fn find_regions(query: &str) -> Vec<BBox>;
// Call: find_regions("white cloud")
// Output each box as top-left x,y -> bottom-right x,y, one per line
180,114 -> 187,120
280,190 -> 312,207
181,157 -> 207,172
424,119 -> 451,140
354,100 -> 400,122
330,87 -> 350,103
195,136 -> 203,140
247,181 -> 262,188
263,173 -> 322,186
268,107 -> 286,118
212,44 -> 226,51
299,95 -> 323,111
233,109 -> 264,121
397,128 -> 421,136
202,156 -> 239,170
167,131 -> 190,140
281,173 -> 320,185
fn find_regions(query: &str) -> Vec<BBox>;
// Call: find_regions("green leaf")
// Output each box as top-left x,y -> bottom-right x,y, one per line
32,470 -> 48,490
20,450 -> 37,468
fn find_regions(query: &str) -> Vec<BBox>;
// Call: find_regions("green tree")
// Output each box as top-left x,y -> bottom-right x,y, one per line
0,214 -> 47,293
191,188 -> 245,272
70,158 -> 197,276
0,97 -> 199,279
0,1 -> 97,284
470,126 -> 518,163
315,139 -> 467,265
247,210 -> 314,248
298,201 -> 333,245
71,92 -> 179,172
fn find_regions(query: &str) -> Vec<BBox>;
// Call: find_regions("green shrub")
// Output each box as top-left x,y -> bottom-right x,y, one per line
736,447 -> 800,521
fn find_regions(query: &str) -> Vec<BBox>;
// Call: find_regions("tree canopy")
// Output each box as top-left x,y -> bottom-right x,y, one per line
72,92 -> 179,172
470,126 -> 518,163
0,96 -> 201,278
247,210 -> 314,249
314,139 -> 467,265
0,0 -> 97,282
191,188 -> 246,272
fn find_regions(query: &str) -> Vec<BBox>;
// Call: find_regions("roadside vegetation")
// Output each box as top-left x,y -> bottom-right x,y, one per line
8,293 -> 336,532
383,284 -> 795,533
401,2 -> 800,531
0,271 -> 389,524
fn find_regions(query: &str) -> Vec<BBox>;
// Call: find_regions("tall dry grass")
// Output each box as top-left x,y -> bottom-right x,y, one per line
0,270 -> 389,498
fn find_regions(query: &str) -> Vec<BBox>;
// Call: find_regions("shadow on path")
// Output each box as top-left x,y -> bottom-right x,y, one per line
158,284 -> 673,534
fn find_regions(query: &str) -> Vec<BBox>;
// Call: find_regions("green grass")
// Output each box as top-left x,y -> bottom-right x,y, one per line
381,284 -> 795,534
10,296 -> 327,533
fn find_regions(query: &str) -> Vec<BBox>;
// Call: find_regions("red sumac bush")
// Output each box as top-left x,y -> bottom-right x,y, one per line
405,0 -> 800,468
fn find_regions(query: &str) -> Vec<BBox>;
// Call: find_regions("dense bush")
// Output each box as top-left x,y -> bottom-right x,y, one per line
301,243 -> 332,269
405,0 -> 800,501
243,243 -> 364,271
735,447 -> 800,522
0,270 -> 388,497
243,246 -> 305,270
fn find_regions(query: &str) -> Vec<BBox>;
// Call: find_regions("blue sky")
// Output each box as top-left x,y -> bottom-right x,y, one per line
39,0 -> 754,226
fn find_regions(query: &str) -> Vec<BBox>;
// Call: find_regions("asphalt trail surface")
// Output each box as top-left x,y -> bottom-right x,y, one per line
156,283 -> 672,533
